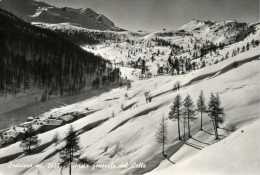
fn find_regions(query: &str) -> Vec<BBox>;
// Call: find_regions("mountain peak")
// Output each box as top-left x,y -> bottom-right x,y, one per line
0,0 -> 118,31
80,8 -> 98,15
179,19 -> 209,31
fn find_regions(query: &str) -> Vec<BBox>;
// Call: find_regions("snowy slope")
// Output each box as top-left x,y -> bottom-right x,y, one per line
0,44 -> 259,175
147,119 -> 260,175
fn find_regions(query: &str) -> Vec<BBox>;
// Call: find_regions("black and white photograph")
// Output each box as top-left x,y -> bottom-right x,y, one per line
0,0 -> 259,174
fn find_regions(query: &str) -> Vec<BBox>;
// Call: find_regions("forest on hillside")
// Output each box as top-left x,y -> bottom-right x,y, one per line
0,9 -> 119,97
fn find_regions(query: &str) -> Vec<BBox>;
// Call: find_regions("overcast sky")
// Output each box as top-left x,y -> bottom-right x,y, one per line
42,0 -> 259,31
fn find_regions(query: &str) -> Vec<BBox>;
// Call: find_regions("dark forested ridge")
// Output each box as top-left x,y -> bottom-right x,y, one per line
0,8 -> 117,97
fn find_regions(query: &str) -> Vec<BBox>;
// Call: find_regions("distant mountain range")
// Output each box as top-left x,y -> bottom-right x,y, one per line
0,0 -> 122,31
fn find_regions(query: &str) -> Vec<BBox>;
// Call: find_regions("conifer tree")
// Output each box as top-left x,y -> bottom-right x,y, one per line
59,126 -> 81,175
183,95 -> 196,138
197,91 -> 207,130
20,124 -> 40,154
169,94 -> 182,140
214,93 -> 224,129
208,93 -> 224,140
155,116 -> 168,156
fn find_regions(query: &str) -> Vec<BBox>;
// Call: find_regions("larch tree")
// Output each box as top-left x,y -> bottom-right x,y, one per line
208,93 -> 224,140
168,94 -> 182,140
183,94 -> 196,138
59,125 -> 81,175
197,91 -> 207,131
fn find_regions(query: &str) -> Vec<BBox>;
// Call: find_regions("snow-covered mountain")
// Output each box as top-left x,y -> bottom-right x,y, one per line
73,19 -> 256,78
178,19 -> 251,44
1,4 -> 260,175
1,43 -> 260,175
0,0 -> 121,31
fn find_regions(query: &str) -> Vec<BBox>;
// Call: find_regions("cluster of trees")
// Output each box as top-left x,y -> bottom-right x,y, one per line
92,68 -> 121,88
230,39 -> 260,57
167,56 -> 197,75
155,91 -> 225,157
128,58 -> 148,75
188,41 -> 226,60
152,37 -> 172,47
167,91 -> 224,141
166,38 -> 260,76
160,21 -> 255,76
165,41 -> 220,75
152,37 -> 184,53
62,30 -> 101,45
0,9 -> 116,96
59,29 -> 126,45
198,41 -> 220,58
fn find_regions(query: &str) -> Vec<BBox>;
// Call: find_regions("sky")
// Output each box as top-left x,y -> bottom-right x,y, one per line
42,0 -> 259,31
